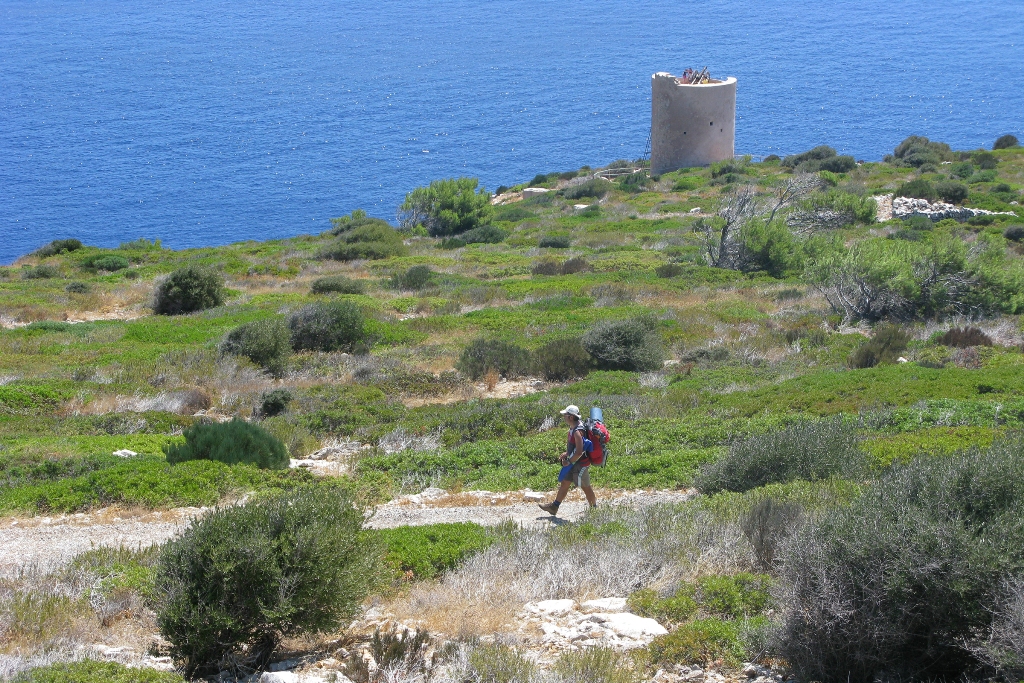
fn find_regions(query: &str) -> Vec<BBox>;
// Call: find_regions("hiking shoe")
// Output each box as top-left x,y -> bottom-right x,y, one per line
539,502 -> 560,516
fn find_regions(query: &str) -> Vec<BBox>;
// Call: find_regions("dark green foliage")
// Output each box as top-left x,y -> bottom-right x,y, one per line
83,253 -> 130,271
781,145 -> 841,172
152,265 -> 224,315
399,177 -> 492,237
456,338 -> 531,380
220,318 -> 291,376
12,660 -> 184,683
890,135 -> 953,168
310,275 -> 366,295
560,257 -> 592,274
582,316 -> 664,371
994,134 -> 1020,150
951,161 -> 975,179
696,573 -> 772,618
539,235 -> 571,249
937,326 -> 993,348
21,264 -> 59,279
326,208 -> 393,236
156,487 -> 375,675
390,265 -> 434,291
618,171 -> 651,193
532,338 -> 592,381
935,180 -> 969,204
563,178 -> 613,200
33,239 -> 83,258
694,417 -> 863,493
164,418 -> 289,469
896,178 -> 936,201
531,258 -> 562,275
288,300 -> 366,353
974,150 -> 999,170
648,618 -> 746,666
441,224 -> 510,249
493,205 -> 534,223
848,324 -> 911,368
258,389 -> 293,418
656,263 -> 685,278
763,154 -> 781,163
317,222 -> 407,261
818,155 -> 856,173
65,281 -> 91,293
778,438 -> 1024,683
373,522 -> 494,580
1004,224 -> 1024,242
628,587 -> 698,624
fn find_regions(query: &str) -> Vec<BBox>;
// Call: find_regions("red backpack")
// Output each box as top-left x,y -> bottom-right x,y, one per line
584,417 -> 611,467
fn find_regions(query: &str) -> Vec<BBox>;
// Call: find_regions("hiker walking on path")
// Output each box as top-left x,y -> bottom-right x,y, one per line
539,405 -> 597,516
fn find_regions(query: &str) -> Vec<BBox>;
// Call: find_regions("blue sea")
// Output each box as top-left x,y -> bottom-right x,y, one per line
2,0 -> 1022,264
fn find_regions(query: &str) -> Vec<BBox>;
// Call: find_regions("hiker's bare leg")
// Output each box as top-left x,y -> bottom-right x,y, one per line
554,479 -> 572,503
581,484 -> 597,507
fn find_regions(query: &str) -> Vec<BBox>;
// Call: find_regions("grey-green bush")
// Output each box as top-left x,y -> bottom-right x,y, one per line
317,221 -> 407,261
288,300 -> 366,353
156,487 -> 376,676
220,318 -> 291,376
539,235 -> 571,249
163,418 -> 289,469
532,338 -> 592,381
83,253 -> 130,271
390,265 -> 433,291
21,264 -> 59,279
935,180 -> 969,204
994,134 -> 1019,150
582,315 -> 664,371
310,275 -> 366,295
563,178 -> 613,200
153,265 -> 224,315
456,338 -> 531,380
848,324 -> 911,369
694,417 -> 864,493
778,437 -> 1024,683
33,239 -> 83,258
258,389 -> 293,418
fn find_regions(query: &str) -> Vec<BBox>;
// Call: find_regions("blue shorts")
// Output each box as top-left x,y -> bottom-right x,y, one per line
558,464 -> 574,482
558,462 -> 591,487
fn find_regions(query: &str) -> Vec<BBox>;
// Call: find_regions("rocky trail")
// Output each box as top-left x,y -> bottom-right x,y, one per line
0,488 -> 695,576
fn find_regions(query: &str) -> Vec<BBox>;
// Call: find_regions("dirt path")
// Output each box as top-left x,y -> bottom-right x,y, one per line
0,489 -> 695,575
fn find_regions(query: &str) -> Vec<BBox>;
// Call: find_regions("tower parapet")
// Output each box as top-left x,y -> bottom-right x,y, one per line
650,72 -> 736,175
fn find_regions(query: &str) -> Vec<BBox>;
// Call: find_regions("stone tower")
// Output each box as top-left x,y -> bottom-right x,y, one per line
650,72 -> 737,175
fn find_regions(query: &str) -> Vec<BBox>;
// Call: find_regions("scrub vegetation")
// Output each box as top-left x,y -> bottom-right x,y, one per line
3,135 -> 1024,681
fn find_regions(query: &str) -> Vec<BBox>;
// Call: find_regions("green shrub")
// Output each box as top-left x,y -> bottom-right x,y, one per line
467,643 -> 536,683
532,338 -> 592,381
582,316 -> 664,371
372,522 -> 494,580
33,239 -> 83,258
782,145 -> 837,171
310,275 -> 365,295
563,178 -> 613,200
655,263 -> 685,278
12,660 -> 184,683
288,300 -> 367,352
390,264 -> 434,291
694,417 -> 863,493
65,281 -> 91,293
890,135 -> 953,168
974,150 -> 999,170
951,161 -> 974,179
1004,225 -> 1024,242
896,178 -> 936,201
83,253 -> 130,271
326,208 -> 392,236
456,338 -> 531,380
560,257 -> 592,274
164,418 -> 289,469
648,618 -> 745,667
555,646 -> 640,683
994,134 -> 1020,150
628,587 -> 698,624
493,205 -> 535,223
459,224 -> 509,244
848,324 -> 911,368
22,264 -> 59,279
937,326 -> 993,348
220,318 -> 291,376
696,573 -> 772,618
778,437 -> 1024,683
258,389 -> 293,418
539,235 -> 571,249
152,265 -> 224,315
317,222 -> 407,261
156,487 -> 375,675
819,155 -> 856,173
935,180 -> 969,204
399,177 -> 492,237
531,258 -> 562,275
618,171 -> 651,193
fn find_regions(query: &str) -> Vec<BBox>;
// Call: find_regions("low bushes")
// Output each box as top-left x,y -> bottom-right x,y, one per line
152,265 -> 224,315
935,180 -> 969,204
21,264 -> 59,279
781,145 -> 854,173
648,618 -> 747,667
531,257 -> 593,276
694,417 -> 863,493
317,222 -> 407,261
65,281 -> 91,293
288,300 -> 367,352
32,238 -> 83,258
896,178 -> 936,201
398,177 -> 493,237
562,178 -> 613,200
12,660 -> 183,683
554,646 -> 640,683
656,263 -> 685,278
156,487 -> 376,675
310,275 -> 365,295
163,419 -> 289,469
582,316 -> 664,371
888,135 -> 953,168
258,389 -> 292,418
848,324 -> 911,368
532,338 -> 592,381
220,318 -> 291,376
456,338 -> 531,380
994,134 -> 1020,150
937,326 -> 993,348
390,265 -> 434,290
372,522 -> 494,581
777,437 -> 1024,682
539,235 -> 571,249
82,253 -> 130,271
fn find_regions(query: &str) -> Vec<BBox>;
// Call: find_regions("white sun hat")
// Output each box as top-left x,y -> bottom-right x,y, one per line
559,405 -> 581,418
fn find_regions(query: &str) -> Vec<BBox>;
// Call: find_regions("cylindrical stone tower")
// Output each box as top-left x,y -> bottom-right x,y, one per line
650,73 -> 737,175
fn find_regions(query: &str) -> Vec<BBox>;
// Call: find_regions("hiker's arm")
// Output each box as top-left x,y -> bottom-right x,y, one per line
569,430 -> 584,463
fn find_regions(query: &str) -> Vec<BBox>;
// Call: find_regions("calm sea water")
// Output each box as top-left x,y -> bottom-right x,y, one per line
2,0 -> 1022,264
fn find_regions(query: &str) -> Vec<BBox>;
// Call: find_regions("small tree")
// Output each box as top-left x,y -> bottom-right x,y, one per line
156,488 -> 377,676
164,418 -> 289,469
582,315 -> 664,371
398,177 -> 493,237
153,265 -> 224,315
994,134 -> 1020,150
456,338 -> 531,380
220,318 -> 292,376
532,338 -> 592,381
288,300 -> 367,353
